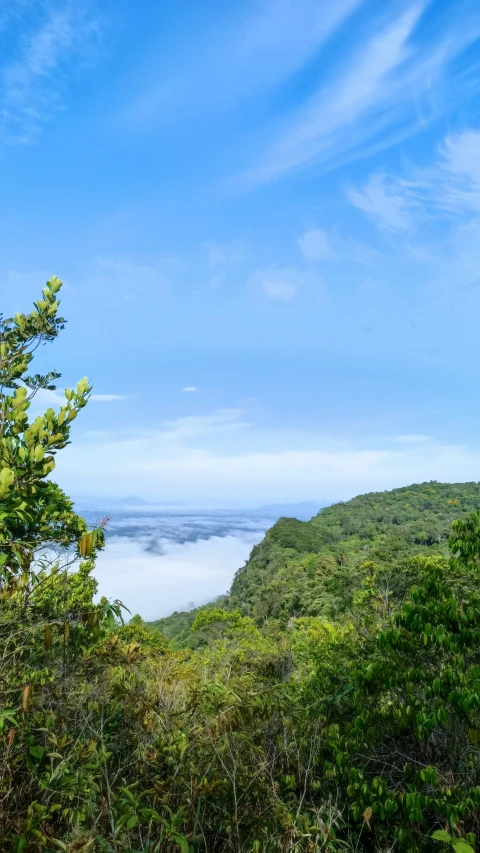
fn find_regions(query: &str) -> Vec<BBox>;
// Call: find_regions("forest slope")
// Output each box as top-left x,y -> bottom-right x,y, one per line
153,481 -> 480,643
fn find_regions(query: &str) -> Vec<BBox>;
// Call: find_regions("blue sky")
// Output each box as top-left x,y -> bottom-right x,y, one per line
3,0 -> 480,506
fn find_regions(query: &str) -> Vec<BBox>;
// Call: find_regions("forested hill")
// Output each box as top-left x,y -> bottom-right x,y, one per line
153,481 -> 480,643
10,283 -> 480,850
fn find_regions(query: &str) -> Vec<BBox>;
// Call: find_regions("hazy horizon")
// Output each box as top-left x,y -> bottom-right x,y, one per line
4,0 -> 480,507
73,495 -> 330,511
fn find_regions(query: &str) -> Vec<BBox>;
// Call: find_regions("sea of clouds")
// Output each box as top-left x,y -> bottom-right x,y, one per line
79,509 -> 273,621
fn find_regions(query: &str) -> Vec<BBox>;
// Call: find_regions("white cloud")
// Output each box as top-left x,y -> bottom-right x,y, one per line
0,3 -> 102,146
297,229 -> 381,266
298,228 -> 336,261
394,434 -> 432,443
240,2 -> 480,186
121,0 -> 364,128
262,277 -> 296,302
232,0 -> 364,89
348,174 -> 413,232
29,389 -> 126,412
407,132 -> 480,296
161,409 -> 248,440
90,394 -> 127,402
94,533 -> 260,620
182,387 -> 197,392
51,409 -> 480,506
241,4 -> 427,185
441,131 -> 480,187
413,131 -> 480,216
350,130 -> 480,236
30,388 -> 64,408
249,264 -> 321,301
346,129 -> 480,286
204,240 -> 245,269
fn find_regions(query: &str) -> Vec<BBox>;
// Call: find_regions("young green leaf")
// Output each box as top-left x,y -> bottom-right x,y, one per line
432,830 -> 452,842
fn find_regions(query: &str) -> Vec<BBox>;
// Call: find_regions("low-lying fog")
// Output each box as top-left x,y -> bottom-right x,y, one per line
79,508 -> 276,620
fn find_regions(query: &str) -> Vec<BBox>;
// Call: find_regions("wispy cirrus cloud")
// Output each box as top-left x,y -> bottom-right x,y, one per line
231,0 -> 365,93
349,129 -> 480,233
348,174 -> 414,233
410,131 -> 480,216
347,128 -> 480,300
239,1 -> 480,187
121,0 -> 365,129
240,3 -> 427,185
0,2 -> 103,146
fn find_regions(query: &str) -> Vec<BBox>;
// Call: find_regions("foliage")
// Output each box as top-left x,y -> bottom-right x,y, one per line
0,281 -> 125,850
150,597 -> 229,650
228,481 -> 480,625
154,483 -> 480,648
4,283 -> 480,852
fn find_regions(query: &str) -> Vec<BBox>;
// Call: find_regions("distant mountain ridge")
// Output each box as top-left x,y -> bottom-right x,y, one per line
75,498 -> 326,516
252,500 -> 327,519
150,481 -> 480,646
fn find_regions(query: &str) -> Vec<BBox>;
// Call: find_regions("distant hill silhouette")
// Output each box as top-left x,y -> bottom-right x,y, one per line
252,500 -> 327,520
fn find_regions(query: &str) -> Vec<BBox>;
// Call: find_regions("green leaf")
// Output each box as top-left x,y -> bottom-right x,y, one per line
0,710 -> 18,731
34,444 -> 44,462
432,831 -> 452,842
452,842 -> 475,853
48,840 -> 67,851
172,835 -> 189,853
29,746 -> 45,760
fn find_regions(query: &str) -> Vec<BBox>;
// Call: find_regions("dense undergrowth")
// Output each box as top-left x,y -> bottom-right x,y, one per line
2,281 -> 480,853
